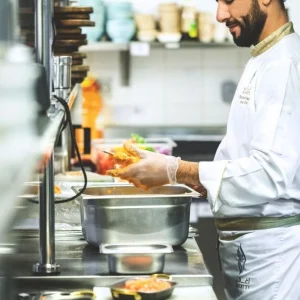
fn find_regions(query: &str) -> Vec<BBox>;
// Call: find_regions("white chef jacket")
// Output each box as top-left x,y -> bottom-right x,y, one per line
199,22 -> 300,219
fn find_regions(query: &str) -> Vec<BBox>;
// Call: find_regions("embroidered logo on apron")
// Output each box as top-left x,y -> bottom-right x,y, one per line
236,244 -> 251,290
237,244 -> 246,274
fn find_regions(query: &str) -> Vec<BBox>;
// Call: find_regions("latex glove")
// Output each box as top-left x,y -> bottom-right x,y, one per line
106,142 -> 181,190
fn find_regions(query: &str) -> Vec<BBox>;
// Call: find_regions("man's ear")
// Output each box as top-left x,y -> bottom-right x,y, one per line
261,0 -> 272,6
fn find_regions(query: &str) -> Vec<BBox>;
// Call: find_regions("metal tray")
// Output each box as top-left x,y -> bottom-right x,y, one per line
37,290 -> 96,299
100,244 -> 173,275
110,274 -> 177,300
72,184 -> 198,247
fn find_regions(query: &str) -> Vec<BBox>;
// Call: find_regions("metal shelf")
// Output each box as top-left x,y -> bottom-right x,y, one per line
79,41 -> 235,52
80,41 -> 235,86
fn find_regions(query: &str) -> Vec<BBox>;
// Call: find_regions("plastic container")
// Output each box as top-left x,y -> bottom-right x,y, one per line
106,19 -> 136,43
91,138 -> 177,175
81,77 -> 103,140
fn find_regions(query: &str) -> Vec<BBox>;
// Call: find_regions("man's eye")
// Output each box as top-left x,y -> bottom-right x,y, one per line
225,0 -> 234,3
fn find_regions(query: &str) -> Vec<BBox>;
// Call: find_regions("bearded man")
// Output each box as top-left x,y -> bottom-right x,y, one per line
108,0 -> 300,299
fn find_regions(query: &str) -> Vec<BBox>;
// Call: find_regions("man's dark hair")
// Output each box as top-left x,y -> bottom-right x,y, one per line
279,0 -> 286,10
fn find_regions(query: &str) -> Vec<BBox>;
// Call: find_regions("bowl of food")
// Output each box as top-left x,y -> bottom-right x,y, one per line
110,274 -> 177,300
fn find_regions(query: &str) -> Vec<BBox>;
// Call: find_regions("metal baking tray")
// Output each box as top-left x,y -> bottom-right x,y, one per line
72,184 -> 199,247
100,244 -> 173,275
110,274 -> 177,300
37,290 -> 96,299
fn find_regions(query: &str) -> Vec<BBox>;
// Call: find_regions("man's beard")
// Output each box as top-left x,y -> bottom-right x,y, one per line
228,0 -> 267,47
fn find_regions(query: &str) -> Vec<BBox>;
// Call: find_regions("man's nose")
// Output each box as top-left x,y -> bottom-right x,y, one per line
216,2 -> 230,23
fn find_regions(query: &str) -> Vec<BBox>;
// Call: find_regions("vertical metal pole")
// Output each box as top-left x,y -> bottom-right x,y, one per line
53,55 -> 72,173
33,0 -> 60,274
0,0 -> 12,42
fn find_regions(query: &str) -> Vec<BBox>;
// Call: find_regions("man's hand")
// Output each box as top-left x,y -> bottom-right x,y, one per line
107,143 -> 207,194
187,184 -> 207,198
106,143 -> 180,190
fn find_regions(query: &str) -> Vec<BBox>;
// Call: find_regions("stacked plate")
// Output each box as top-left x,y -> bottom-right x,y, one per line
19,2 -> 95,86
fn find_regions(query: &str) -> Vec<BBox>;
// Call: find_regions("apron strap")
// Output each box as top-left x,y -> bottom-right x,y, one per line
216,235 -> 222,271
215,214 -> 300,231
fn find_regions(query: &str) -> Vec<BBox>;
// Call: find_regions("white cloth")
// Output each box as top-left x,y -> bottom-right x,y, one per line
219,225 -> 300,300
200,32 -> 300,218
199,29 -> 300,300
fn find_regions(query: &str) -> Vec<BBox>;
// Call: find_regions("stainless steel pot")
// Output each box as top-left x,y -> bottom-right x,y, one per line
72,184 -> 198,247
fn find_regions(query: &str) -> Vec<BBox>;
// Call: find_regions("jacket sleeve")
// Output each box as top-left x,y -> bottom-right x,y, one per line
199,60 -> 300,211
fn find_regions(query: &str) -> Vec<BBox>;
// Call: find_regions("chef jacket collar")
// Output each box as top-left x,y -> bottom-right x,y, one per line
251,22 -> 294,57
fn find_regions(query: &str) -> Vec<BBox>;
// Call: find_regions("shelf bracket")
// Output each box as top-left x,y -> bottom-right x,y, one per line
119,50 -> 130,87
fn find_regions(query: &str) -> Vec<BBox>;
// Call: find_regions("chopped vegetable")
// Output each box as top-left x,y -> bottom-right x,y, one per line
131,133 -> 145,144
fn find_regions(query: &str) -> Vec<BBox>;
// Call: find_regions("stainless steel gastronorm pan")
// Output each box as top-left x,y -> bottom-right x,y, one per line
100,244 -> 173,274
72,184 -> 198,247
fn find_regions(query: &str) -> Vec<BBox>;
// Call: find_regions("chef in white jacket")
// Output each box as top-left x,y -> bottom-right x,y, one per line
107,0 -> 300,299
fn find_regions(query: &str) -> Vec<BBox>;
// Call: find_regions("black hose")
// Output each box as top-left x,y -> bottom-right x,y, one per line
28,94 -> 88,204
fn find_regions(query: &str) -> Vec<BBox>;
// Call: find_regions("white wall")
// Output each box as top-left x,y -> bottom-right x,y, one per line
85,0 -> 299,127
286,0 -> 300,33
86,47 -> 249,127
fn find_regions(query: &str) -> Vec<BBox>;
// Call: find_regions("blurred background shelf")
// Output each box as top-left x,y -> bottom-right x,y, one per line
79,41 -> 235,52
79,41 -> 235,86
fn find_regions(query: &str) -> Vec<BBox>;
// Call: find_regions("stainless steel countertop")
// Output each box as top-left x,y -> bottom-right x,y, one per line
94,286 -> 218,300
12,229 -> 213,292
103,126 -> 226,142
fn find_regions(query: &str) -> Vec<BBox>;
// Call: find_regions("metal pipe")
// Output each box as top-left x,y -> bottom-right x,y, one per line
33,154 -> 60,274
33,0 -> 60,275
53,56 -> 72,173
53,56 -> 72,89
40,155 -> 55,266
35,0 -> 53,91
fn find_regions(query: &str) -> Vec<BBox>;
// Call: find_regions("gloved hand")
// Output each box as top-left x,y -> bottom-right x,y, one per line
106,142 -> 181,190
186,184 -> 207,198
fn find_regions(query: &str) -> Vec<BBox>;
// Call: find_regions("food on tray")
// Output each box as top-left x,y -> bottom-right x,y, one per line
125,277 -> 172,293
66,171 -> 84,176
27,184 -> 61,195
54,184 -> 62,194
122,256 -> 153,268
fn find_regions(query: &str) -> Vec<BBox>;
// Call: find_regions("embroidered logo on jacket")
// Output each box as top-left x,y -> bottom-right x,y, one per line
239,85 -> 251,104
237,244 -> 246,274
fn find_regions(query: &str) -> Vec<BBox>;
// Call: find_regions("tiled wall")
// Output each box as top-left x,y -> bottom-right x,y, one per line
86,47 -> 250,127
85,0 -> 299,127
